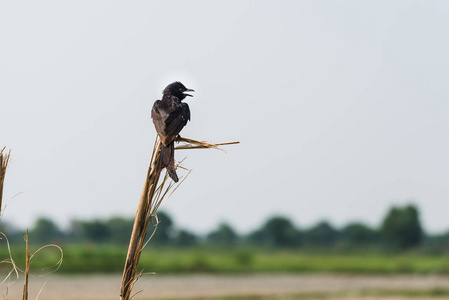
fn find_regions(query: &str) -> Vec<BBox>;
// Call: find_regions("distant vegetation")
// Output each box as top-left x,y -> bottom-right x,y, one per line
1,204 -> 448,252
4,246 -> 449,274
2,204 -> 449,274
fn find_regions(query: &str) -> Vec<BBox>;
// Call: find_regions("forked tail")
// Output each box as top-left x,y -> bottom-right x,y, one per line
157,142 -> 179,182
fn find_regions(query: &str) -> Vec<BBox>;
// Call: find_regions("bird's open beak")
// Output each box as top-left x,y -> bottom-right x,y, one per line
183,89 -> 195,97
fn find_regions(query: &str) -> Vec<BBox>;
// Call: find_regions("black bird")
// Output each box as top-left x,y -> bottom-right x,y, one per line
151,81 -> 194,182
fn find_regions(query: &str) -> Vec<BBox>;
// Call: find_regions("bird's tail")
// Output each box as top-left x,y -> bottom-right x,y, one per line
157,142 -> 179,182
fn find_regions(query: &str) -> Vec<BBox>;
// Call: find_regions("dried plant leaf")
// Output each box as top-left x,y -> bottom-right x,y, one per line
0,147 -> 11,217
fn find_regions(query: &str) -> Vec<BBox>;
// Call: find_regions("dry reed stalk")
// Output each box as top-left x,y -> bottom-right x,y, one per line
120,136 -> 238,300
0,147 -> 11,217
22,230 -> 30,300
0,148 -> 62,300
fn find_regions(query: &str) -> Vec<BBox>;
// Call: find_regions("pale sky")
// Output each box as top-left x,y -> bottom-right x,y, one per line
1,1 -> 448,234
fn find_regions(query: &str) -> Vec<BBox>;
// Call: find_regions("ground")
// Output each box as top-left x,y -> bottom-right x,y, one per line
2,274 -> 449,300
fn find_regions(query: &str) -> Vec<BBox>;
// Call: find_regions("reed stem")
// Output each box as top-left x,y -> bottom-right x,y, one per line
120,137 -> 238,300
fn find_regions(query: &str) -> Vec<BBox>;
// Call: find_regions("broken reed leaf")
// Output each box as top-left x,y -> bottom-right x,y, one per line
175,137 -> 239,151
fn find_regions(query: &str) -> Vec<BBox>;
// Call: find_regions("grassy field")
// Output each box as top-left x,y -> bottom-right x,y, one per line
2,245 -> 449,274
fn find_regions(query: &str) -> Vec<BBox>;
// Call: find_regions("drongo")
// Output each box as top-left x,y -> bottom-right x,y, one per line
151,81 -> 194,182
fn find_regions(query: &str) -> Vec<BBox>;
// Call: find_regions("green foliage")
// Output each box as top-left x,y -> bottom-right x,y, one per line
249,216 -> 300,247
78,219 -> 111,243
29,217 -> 63,244
0,204 -> 436,251
61,245 -> 126,272
106,217 -> 133,244
341,222 -> 380,246
207,223 -> 238,246
304,221 -> 338,247
233,249 -> 254,266
380,204 -> 423,249
0,221 -> 25,244
174,229 -> 197,247
3,245 -> 449,274
423,231 -> 449,253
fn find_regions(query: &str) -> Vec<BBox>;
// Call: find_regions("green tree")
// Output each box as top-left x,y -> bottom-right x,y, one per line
0,221 -> 25,244
0,221 -> 13,237
380,204 -> 423,249
174,229 -> 197,247
423,232 -> 449,251
30,217 -> 64,244
207,223 -> 239,246
79,219 -> 111,243
107,217 -> 134,244
304,221 -> 339,247
250,216 -> 299,247
247,229 -> 267,245
341,222 -> 379,246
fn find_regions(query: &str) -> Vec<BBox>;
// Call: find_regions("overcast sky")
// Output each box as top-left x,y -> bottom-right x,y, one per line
1,1 -> 448,234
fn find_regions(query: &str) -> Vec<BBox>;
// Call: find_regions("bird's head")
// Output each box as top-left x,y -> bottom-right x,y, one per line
163,81 -> 194,100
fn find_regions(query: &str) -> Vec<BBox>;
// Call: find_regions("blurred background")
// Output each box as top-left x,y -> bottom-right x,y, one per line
1,1 -> 449,299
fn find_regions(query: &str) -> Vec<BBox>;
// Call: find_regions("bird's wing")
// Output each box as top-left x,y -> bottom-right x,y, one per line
164,102 -> 190,139
182,102 -> 190,121
151,100 -> 168,142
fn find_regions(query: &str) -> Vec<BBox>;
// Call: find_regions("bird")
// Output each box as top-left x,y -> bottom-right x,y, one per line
151,81 -> 194,182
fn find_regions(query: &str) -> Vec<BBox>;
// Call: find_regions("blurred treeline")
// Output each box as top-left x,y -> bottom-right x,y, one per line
1,204 -> 449,252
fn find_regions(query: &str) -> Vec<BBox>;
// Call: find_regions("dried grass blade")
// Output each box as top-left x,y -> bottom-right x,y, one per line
35,281 -> 47,300
0,147 -> 11,216
22,230 -> 30,300
175,138 -> 239,152
0,231 -> 20,284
